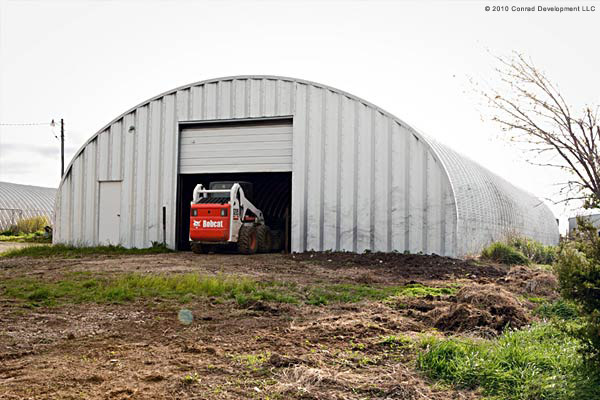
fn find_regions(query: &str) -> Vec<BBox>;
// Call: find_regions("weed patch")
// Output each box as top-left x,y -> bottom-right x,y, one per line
0,231 -> 50,243
417,323 -> 600,400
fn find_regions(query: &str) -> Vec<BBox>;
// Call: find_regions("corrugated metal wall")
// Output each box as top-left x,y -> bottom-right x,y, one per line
429,141 -> 559,254
0,181 -> 56,230
54,76 -> 458,255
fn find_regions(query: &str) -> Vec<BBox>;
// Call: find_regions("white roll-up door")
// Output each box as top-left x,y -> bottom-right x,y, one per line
179,120 -> 293,174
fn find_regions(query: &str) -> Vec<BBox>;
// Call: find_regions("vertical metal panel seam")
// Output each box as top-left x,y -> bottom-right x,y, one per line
274,80 -> 279,115
80,149 -> 87,244
119,120 -> 127,244
440,175 -> 447,255
159,98 -> 166,228
187,88 -> 193,121
318,89 -> 327,250
369,109 -> 376,250
91,143 -> 97,242
290,81 -> 295,114
201,84 -> 207,120
213,82 -> 219,119
143,107 -> 151,246
386,117 -> 392,252
260,79 -> 266,116
302,85 -> 310,251
404,129 -> 410,251
352,101 -> 359,252
231,80 -> 236,116
245,79 -> 251,115
68,174 -> 74,243
335,94 -> 342,251
171,97 -> 179,247
130,112 -> 137,245
422,146 -> 429,253
107,129 -> 113,179
119,118 -> 127,180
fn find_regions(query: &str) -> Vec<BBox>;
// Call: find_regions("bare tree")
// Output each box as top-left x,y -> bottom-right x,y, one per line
484,52 -> 600,207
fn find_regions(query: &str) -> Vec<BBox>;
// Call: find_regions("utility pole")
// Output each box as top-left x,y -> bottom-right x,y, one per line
60,119 -> 64,177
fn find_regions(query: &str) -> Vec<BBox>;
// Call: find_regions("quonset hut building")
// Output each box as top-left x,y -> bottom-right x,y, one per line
0,181 -> 56,230
53,76 -> 559,256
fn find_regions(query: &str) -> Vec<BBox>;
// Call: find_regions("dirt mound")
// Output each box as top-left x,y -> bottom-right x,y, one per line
291,251 -> 508,280
432,304 -> 497,337
499,265 -> 558,298
432,284 -> 530,333
271,363 -> 476,400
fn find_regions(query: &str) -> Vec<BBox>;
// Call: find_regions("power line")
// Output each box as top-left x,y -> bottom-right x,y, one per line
0,122 -> 54,126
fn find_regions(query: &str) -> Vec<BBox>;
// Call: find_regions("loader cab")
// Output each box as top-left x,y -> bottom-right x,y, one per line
209,181 -> 253,202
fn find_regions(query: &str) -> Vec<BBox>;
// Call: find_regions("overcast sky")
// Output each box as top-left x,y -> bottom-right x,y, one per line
1,0 -> 599,233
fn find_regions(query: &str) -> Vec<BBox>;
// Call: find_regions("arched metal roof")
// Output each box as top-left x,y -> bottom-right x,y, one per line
55,75 -> 558,254
0,181 -> 56,229
58,75 -> 448,191
428,139 -> 558,255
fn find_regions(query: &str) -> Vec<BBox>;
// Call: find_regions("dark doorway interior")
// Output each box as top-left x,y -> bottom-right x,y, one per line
176,172 -> 292,251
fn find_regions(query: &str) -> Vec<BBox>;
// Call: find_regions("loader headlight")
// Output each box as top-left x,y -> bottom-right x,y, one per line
191,209 -> 198,216
221,209 -> 227,217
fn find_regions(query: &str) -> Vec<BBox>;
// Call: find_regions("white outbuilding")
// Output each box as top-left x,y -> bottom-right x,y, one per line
0,181 -> 56,230
53,76 -> 559,256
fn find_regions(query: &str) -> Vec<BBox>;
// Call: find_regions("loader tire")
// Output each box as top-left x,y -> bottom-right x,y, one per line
238,225 -> 258,254
190,242 -> 205,254
256,225 -> 272,253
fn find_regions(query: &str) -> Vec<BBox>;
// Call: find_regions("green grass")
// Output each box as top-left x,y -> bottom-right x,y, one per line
0,243 -> 172,258
534,299 -> 580,321
305,283 -> 456,305
0,230 -> 51,243
1,272 -> 294,306
0,272 -> 456,308
417,323 -> 600,400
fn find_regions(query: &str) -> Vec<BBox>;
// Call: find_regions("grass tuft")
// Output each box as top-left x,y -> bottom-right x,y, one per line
481,242 -> 530,265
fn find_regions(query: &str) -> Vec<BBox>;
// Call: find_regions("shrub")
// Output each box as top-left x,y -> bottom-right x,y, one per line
508,236 -> 557,264
555,219 -> 600,364
14,216 -> 49,234
481,242 -> 530,265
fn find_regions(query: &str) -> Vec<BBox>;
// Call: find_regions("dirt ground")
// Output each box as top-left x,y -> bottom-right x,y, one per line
0,242 -> 39,253
0,252 -> 557,399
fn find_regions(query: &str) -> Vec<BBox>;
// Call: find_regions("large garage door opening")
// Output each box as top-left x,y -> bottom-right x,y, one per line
176,172 -> 292,251
176,118 -> 293,252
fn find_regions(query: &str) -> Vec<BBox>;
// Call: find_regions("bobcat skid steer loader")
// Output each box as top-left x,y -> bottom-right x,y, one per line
189,181 -> 272,254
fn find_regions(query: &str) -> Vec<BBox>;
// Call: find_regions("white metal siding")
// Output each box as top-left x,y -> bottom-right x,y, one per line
429,139 -> 559,254
53,75 -> 557,256
179,122 -> 293,174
